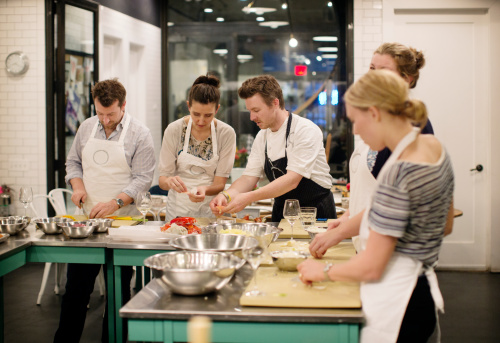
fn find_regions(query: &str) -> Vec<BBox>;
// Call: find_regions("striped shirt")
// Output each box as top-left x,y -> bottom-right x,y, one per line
368,149 -> 454,268
65,113 -> 156,200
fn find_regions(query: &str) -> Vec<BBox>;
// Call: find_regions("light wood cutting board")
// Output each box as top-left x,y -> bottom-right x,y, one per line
240,241 -> 360,308
278,219 -> 334,239
59,215 -> 140,228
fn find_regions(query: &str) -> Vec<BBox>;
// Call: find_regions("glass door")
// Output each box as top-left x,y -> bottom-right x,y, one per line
46,0 -> 98,206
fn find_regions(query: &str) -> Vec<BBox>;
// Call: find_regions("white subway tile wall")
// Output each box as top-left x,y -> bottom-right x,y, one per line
0,0 -> 46,216
354,0 -> 383,80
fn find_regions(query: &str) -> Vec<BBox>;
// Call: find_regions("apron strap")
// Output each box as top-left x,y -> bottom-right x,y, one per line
183,118 -> 193,152
117,114 -> 131,144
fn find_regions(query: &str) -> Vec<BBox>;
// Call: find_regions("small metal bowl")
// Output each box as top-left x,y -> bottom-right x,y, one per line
1,217 -> 28,235
203,223 -> 282,247
144,251 -> 242,295
34,217 -> 71,235
270,251 -> 309,271
304,227 -> 328,241
90,218 -> 113,233
58,221 -> 97,239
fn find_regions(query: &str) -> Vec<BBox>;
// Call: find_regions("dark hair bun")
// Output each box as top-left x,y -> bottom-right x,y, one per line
410,48 -> 426,70
193,75 -> 220,88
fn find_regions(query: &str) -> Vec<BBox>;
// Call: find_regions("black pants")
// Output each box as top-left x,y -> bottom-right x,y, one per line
53,263 -> 133,343
397,274 -> 437,343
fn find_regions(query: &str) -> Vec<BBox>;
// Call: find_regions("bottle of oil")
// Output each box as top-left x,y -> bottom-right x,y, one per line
187,316 -> 212,343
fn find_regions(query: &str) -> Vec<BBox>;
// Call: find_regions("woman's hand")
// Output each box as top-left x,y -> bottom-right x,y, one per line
166,176 -> 188,193
297,260 -> 326,285
188,186 -> 206,203
309,229 -> 343,259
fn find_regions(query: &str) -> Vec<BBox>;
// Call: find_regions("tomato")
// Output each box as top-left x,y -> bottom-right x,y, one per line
254,217 -> 262,223
242,214 -> 250,221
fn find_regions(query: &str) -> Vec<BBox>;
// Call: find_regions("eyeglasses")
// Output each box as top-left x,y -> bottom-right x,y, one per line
267,157 -> 286,180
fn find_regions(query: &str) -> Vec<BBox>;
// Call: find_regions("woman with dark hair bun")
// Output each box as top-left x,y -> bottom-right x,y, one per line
158,74 -> 236,220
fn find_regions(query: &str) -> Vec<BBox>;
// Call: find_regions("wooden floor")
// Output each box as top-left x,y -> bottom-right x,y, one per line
3,263 -> 500,343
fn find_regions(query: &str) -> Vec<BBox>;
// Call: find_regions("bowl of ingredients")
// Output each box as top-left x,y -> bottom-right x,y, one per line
144,251 -> 242,295
304,227 -> 328,241
270,250 -> 309,271
1,216 -> 29,234
34,217 -> 72,235
203,222 -> 282,247
91,218 -> 114,233
58,220 -> 98,238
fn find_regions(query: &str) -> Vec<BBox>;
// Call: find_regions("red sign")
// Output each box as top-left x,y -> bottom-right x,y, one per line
294,65 -> 307,76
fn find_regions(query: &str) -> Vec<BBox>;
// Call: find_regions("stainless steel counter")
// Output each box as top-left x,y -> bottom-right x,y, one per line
120,264 -> 363,324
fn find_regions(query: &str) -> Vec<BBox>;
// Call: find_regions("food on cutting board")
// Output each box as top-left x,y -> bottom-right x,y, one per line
161,217 -> 202,234
163,223 -> 188,235
61,215 -> 76,220
242,214 -> 262,222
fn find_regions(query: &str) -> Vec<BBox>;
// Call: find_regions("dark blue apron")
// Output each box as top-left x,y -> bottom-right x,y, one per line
264,113 -> 337,222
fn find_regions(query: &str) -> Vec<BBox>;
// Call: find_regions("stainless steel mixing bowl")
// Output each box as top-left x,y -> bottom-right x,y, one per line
90,218 -> 113,233
1,216 -> 30,235
144,251 -> 242,295
270,250 -> 309,271
58,220 -> 97,238
202,222 -> 282,246
34,217 -> 71,234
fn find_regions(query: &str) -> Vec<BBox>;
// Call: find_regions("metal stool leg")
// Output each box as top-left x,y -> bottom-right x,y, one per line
37,263 -> 53,305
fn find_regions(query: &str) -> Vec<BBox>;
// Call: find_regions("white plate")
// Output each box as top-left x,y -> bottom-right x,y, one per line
108,226 -> 180,242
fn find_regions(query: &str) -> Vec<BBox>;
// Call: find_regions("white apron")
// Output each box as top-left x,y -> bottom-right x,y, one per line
349,141 -> 377,252
359,128 -> 444,343
164,118 -> 220,221
82,114 -> 138,216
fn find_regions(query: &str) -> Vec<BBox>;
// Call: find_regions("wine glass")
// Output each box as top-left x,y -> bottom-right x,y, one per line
242,236 -> 268,296
150,195 -> 164,221
135,191 -> 152,222
283,199 -> 300,241
19,187 -> 33,216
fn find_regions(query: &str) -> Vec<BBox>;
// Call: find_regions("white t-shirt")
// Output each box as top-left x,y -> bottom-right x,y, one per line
244,113 -> 333,189
158,117 -> 236,178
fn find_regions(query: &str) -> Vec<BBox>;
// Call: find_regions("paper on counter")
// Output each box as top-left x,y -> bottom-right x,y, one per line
108,226 -> 180,242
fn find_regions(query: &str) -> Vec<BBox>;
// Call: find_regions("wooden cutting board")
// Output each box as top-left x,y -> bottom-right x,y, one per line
278,219 -> 334,239
240,242 -> 360,309
59,215 -> 141,228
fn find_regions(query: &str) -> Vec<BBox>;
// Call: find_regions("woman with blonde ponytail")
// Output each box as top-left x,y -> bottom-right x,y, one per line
299,70 -> 455,343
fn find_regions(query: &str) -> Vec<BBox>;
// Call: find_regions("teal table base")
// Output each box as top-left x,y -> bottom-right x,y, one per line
128,319 -> 360,343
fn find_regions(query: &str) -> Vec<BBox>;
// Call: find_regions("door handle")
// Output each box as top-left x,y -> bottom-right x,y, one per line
470,164 -> 483,172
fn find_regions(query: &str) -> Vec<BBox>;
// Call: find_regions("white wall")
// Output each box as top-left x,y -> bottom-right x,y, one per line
98,6 -> 162,185
0,0 -> 46,215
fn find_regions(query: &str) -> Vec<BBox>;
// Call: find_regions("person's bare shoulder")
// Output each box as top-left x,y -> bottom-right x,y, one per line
400,134 -> 442,164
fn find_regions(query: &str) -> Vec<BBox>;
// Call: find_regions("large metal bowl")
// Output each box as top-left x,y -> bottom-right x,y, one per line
1,217 -> 29,235
171,233 -> 258,257
58,221 -> 97,238
89,218 -> 113,233
202,222 -> 282,247
34,217 -> 71,235
270,250 -> 309,271
144,251 -> 242,295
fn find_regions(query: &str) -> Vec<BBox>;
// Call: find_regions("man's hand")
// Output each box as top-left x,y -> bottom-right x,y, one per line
89,200 -> 119,219
209,193 -> 228,216
71,189 -> 87,207
222,193 -> 252,214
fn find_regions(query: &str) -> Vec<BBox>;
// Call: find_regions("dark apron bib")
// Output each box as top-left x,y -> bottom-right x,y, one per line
264,113 -> 336,222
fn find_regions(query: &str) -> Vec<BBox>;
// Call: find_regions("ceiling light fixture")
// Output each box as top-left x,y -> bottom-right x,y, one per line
321,54 -> 338,59
328,1 -> 333,7
213,43 -> 228,55
204,8 -> 213,13
282,1 -> 288,9
216,17 -> 225,22
284,1 -> 297,48
313,36 -> 338,42
317,47 -> 338,52
259,21 -> 288,29
289,34 -> 298,48
256,16 -> 265,22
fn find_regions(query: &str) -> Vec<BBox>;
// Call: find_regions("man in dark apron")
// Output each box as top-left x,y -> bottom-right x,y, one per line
210,75 -> 336,222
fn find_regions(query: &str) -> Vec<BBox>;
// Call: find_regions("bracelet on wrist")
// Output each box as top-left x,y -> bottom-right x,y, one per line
221,191 -> 231,202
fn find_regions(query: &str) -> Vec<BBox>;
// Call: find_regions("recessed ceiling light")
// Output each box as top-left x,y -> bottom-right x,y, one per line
321,54 -> 338,59
242,7 -> 276,15
313,36 -> 338,42
256,16 -> 265,22
213,48 -> 228,55
317,47 -> 338,52
168,22 -> 174,26
328,2 -> 333,7
204,8 -> 213,13
258,21 -> 289,29
216,17 -> 225,22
